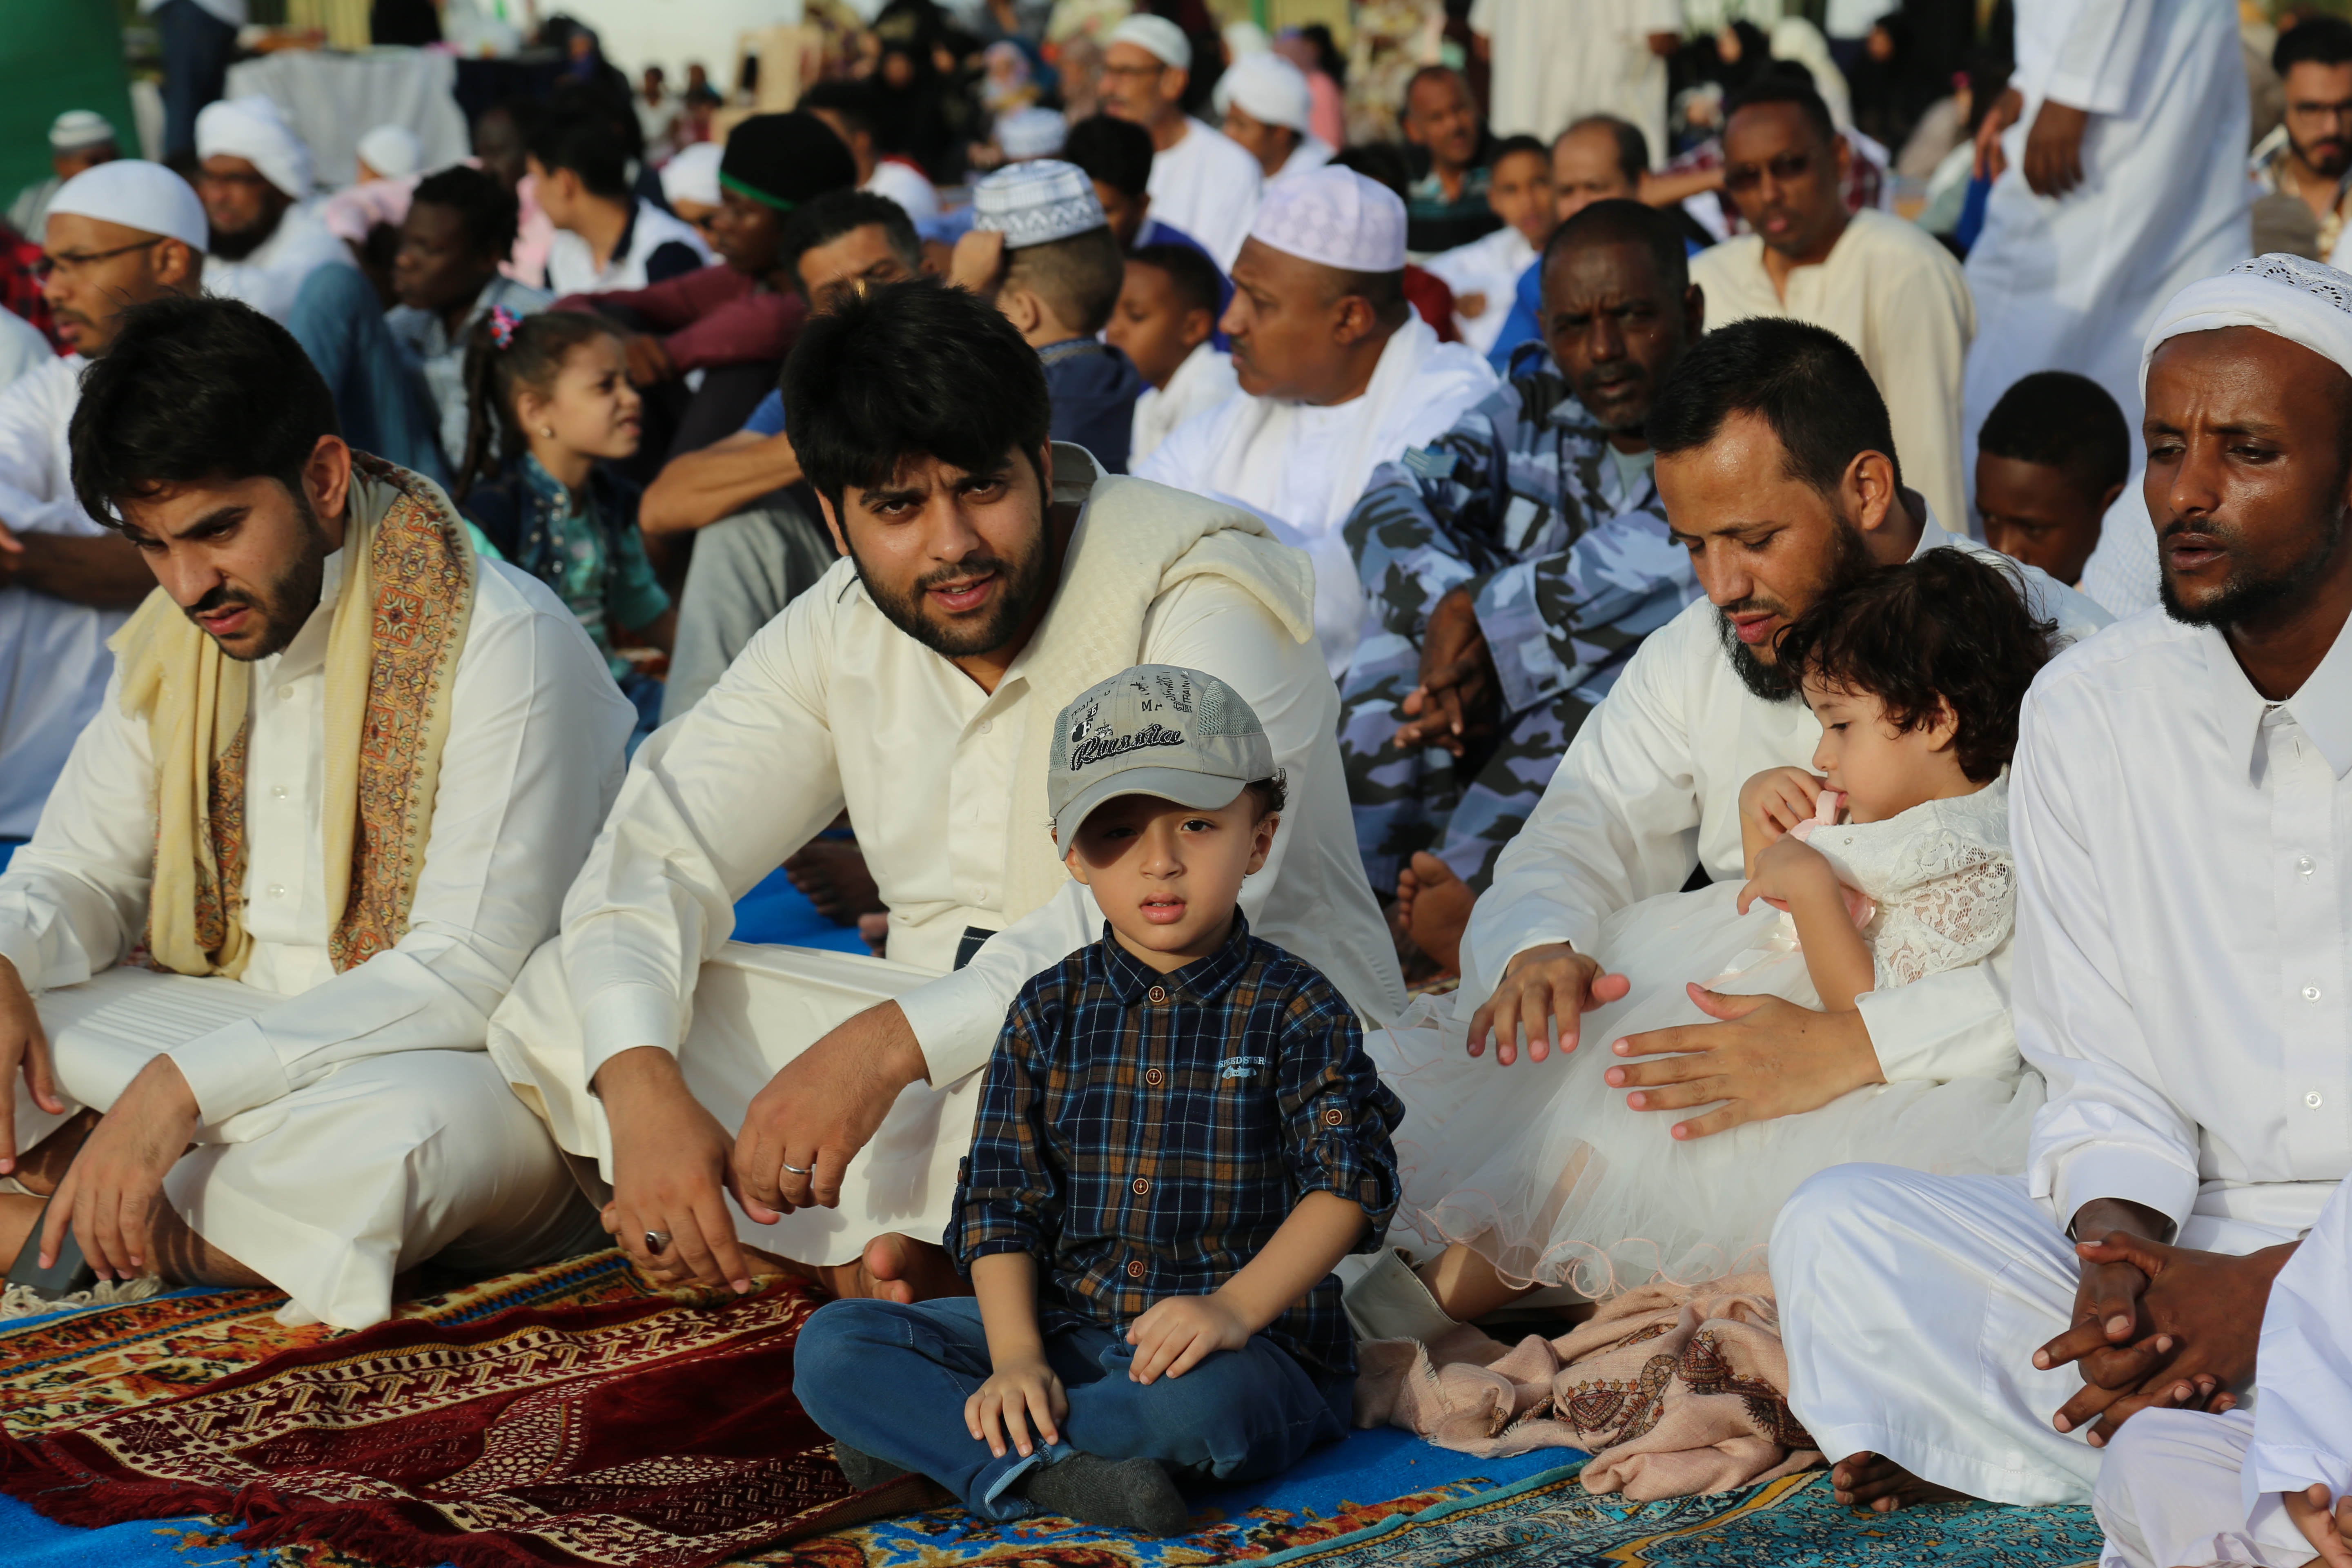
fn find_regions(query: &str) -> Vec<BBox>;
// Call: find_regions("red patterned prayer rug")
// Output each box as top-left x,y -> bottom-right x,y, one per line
0,1273 -> 925,1568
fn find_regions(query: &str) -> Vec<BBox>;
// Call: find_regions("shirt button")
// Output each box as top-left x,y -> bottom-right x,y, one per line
1147,986 -> 1167,1003
1131,1176 -> 1150,1196
271,785 -> 288,799
2308,1091 -> 2325,1109
277,684 -> 295,700
2298,855 -> 2316,876
2305,986 -> 2323,1002
1126,1259 -> 1145,1278
977,719 -> 992,734
1323,1108 -> 1346,1126
267,883 -> 286,898
1144,1067 -> 1164,1087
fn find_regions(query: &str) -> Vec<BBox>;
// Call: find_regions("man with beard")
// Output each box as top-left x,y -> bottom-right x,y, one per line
193,96 -> 350,324
1419,319 -> 2102,1322
0,294 -> 632,1327
486,278 -> 1404,1304
0,163 -> 204,846
2250,19 -> 2352,262
1773,253 -> 2352,1529
1338,200 -> 1703,976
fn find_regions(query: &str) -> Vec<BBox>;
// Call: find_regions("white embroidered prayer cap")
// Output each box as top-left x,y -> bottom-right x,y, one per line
1212,52 -> 1312,134
660,141 -> 723,209
355,124 -> 423,181
973,159 -> 1106,249
195,94 -> 314,198
996,106 -> 1069,162
1048,664 -> 1275,853
2141,253 -> 2352,394
46,160 -> 208,253
1105,14 -> 1191,71
49,110 -> 117,153
1247,164 -> 1405,273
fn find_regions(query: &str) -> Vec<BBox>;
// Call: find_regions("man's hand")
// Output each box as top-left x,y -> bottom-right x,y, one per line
1127,1292 -> 1252,1383
0,521 -> 19,589
2022,100 -> 2090,197
949,229 -> 1009,296
1395,587 -> 1501,757
2287,1484 -> 2352,1568
0,956 -> 64,1176
621,333 -> 677,387
597,1046 -> 756,1293
965,1354 -> 1068,1457
40,1054 -> 200,1280
733,1000 -> 927,1216
1466,942 -> 1632,1064
1456,291 -> 1489,320
1974,86 -> 2022,181
1606,989 -> 1882,1139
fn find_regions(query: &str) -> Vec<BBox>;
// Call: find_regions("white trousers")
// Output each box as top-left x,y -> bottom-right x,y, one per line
488,939 -> 984,1269
15,968 -> 599,1330
2095,1409 -> 2317,1568
1769,1166 -> 2296,1507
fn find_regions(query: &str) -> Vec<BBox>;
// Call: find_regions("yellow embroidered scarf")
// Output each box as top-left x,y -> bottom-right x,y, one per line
111,455 -> 478,978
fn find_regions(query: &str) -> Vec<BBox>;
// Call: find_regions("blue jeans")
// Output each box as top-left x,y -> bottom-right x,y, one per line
793,1296 -> 1351,1521
154,0 -> 238,163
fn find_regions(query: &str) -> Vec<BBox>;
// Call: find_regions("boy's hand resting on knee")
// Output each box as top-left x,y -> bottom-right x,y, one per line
1126,1292 -> 1252,1383
966,1356 -> 1068,1458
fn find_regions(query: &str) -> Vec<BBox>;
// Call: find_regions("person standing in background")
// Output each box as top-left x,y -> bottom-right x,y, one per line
141,0 -> 243,164
1469,0 -> 1680,169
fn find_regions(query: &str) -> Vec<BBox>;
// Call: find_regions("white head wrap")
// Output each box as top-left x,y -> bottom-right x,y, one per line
46,160 -> 209,253
355,124 -> 423,182
973,159 -> 1107,248
195,95 -> 314,199
996,106 -> 1070,161
49,110 -> 117,153
659,141 -> 723,209
1247,165 -> 1405,273
2141,253 -> 2352,395
1212,52 -> 1312,133
1221,21 -> 1272,58
1105,15 -> 1191,71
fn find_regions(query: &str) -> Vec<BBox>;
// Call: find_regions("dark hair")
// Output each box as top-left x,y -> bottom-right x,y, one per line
1330,142 -> 1410,199
1402,64 -> 1467,117
797,78 -> 878,140
1773,550 -> 2056,783
1300,23 -> 1345,85
1543,197 -> 1688,296
1489,133 -> 1549,172
1979,371 -> 2129,500
1244,771 -> 1287,820
1559,113 -> 1649,186
454,309 -> 618,499
782,278 -> 1051,515
1726,74 -> 1839,147
1130,241 -> 1223,317
526,101 -> 634,198
1064,114 -> 1154,200
1008,226 -> 1127,336
779,189 -> 920,299
1650,316 -> 1902,497
2276,14 -> 2352,74
70,294 -> 338,528
410,164 -> 520,260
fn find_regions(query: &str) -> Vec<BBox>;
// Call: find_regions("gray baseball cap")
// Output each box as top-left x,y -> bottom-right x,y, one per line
1049,665 -> 1275,853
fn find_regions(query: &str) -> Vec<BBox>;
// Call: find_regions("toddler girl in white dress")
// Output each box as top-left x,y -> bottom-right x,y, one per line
1375,550 -> 2057,1314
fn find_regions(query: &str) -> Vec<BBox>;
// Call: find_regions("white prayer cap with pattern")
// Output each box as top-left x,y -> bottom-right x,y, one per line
1105,14 -> 1191,71
49,111 -> 117,152
47,160 -> 208,253
1247,165 -> 1405,273
1213,52 -> 1311,133
196,94 -> 313,198
2143,253 -> 2352,395
356,124 -> 422,180
996,106 -> 1069,161
972,159 -> 1106,248
661,141 -> 723,209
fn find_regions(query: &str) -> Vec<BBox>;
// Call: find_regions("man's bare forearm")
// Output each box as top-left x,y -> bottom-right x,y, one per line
639,432 -> 803,535
9,532 -> 153,608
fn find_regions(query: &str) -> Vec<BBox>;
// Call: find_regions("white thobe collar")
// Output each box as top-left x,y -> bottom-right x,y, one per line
261,546 -> 346,682
2201,608 -> 2352,782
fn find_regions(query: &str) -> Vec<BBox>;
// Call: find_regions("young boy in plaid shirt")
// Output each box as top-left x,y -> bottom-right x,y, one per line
794,665 -> 1404,1537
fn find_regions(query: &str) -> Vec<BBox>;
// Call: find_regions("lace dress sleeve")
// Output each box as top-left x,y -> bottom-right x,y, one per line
1865,836 -> 2017,991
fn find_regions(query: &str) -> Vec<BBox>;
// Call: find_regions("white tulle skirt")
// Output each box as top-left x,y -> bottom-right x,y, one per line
1372,882 -> 2043,1299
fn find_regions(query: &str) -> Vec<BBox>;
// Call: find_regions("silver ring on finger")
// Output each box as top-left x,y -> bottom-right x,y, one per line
645,1229 -> 671,1254
780,1160 -> 813,1176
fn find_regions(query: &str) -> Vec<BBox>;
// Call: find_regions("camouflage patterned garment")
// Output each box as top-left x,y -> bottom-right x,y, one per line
1338,357 -> 1700,896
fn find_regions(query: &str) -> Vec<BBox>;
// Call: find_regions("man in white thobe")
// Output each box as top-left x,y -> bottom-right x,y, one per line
1356,315 -> 2103,1331
1690,79 -> 1976,535
487,278 -> 1403,1303
193,95 -> 352,324
1213,52 -> 1334,189
1468,0 -> 1682,161
1136,167 -> 1498,679
0,163 -> 203,844
1958,0 -> 2250,506
0,294 -> 630,1329
1098,16 -> 1265,270
1772,256 -> 2352,1513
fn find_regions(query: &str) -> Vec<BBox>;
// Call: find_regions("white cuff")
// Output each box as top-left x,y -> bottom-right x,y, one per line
579,980 -> 685,1088
895,964 -> 1008,1088
0,924 -> 44,996
2052,1145 -> 2200,1241
166,1017 -> 293,1126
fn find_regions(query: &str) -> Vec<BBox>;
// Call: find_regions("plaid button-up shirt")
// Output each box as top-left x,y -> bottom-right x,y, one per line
949,915 -> 1403,1378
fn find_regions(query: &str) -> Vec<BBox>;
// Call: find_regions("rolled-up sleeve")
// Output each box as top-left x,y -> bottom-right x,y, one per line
1277,981 -> 1403,1249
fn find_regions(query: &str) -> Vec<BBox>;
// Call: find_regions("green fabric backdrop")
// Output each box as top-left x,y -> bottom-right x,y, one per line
0,0 -> 138,216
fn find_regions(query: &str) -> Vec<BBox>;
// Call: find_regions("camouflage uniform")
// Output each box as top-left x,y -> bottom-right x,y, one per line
1339,356 -> 1700,895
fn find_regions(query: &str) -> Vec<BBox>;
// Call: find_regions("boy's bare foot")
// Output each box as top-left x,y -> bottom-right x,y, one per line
1829,1451 -> 1971,1512
817,1234 -> 971,1303
784,840 -> 886,927
1398,853 -> 1476,976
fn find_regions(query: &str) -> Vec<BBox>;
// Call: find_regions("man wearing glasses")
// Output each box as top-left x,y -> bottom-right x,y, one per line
0,161 -> 203,849
2250,18 -> 2352,262
1098,15 -> 1263,270
1687,78 -> 1975,536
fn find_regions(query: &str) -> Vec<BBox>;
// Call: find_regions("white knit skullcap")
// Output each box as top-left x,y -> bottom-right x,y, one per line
195,95 -> 313,198
355,124 -> 422,181
1247,164 -> 1405,273
660,141 -> 722,209
46,159 -> 208,253
49,110 -> 117,153
973,159 -> 1107,248
996,106 -> 1069,161
1212,52 -> 1311,133
2141,253 -> 2352,395
1105,14 -> 1191,71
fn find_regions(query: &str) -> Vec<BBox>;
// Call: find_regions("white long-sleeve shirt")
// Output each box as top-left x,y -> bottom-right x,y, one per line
1144,119 -> 1264,271
0,354 -> 133,840
2245,1168 -> 2352,1541
2015,604 -> 2352,1240
202,200 -> 356,324
1129,341 -> 1238,466
0,548 -> 634,1127
559,504 -> 1406,1094
1463,512 -> 2109,1083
